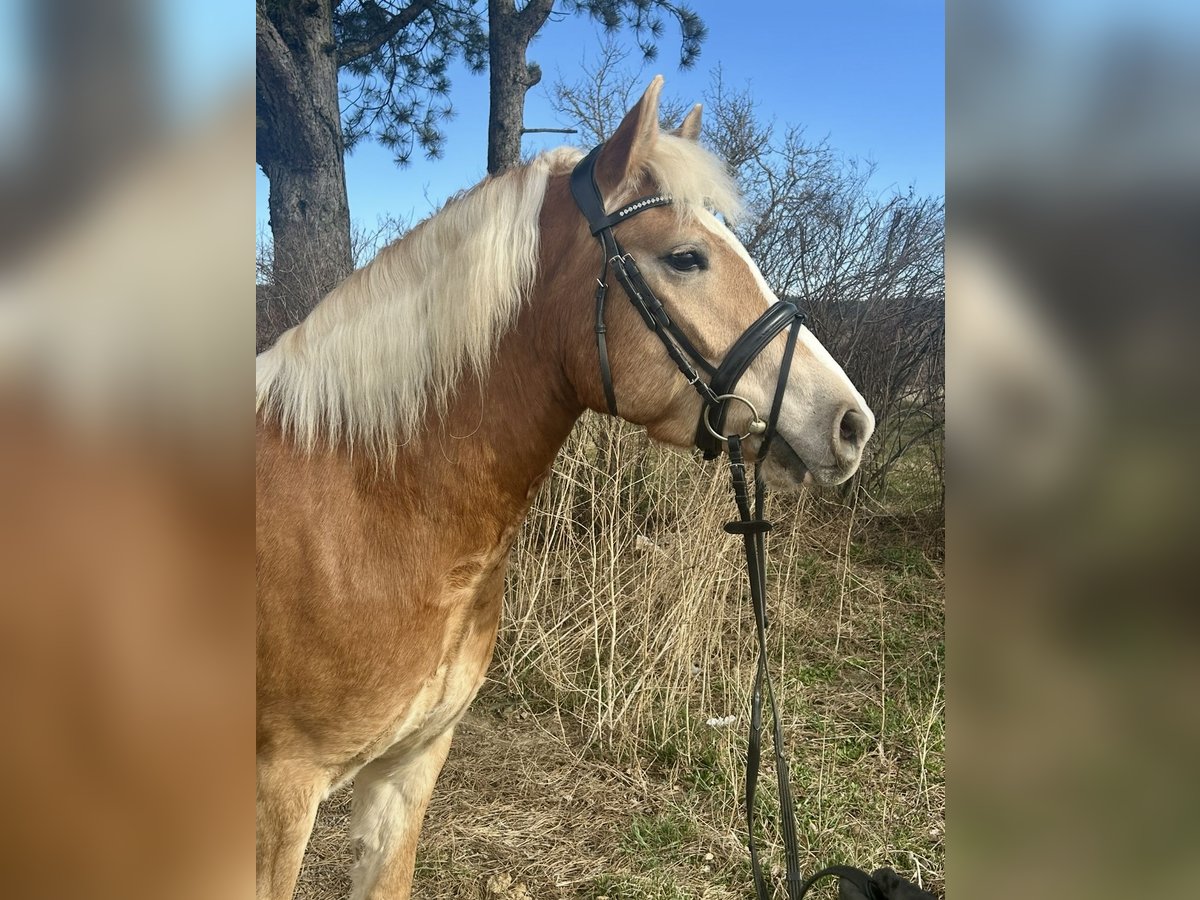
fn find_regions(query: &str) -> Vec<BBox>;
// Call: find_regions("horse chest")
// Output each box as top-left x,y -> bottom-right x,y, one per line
356,545 -> 510,771
382,633 -> 490,756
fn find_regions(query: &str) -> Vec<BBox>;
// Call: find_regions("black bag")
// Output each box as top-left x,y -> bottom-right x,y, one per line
834,866 -> 937,900
794,864 -> 937,899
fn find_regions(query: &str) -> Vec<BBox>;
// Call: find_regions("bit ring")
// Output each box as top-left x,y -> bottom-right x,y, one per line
703,394 -> 768,443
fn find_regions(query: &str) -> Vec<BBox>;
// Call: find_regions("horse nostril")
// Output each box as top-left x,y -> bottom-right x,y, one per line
838,408 -> 866,450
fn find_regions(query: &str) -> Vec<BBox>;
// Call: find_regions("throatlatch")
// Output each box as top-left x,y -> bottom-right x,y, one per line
569,145 -> 936,900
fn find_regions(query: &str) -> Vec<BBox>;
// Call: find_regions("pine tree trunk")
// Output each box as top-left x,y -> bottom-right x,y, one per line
260,151 -> 352,322
487,0 -> 555,175
256,0 -> 353,337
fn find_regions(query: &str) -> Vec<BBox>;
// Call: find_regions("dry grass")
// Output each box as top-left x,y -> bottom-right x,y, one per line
296,415 -> 944,898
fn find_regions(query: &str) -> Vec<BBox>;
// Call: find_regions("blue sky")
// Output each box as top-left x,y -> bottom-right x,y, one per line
256,1 -> 943,232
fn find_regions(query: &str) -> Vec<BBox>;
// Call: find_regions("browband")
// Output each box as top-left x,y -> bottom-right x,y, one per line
569,146 -> 674,236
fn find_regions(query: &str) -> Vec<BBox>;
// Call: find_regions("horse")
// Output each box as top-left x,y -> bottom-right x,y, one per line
256,77 -> 874,900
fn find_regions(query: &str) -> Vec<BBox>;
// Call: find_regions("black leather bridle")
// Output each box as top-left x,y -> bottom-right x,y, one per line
569,145 -> 936,900
569,144 -> 804,462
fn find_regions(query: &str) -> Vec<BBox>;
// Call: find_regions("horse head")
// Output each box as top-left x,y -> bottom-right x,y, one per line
547,77 -> 874,487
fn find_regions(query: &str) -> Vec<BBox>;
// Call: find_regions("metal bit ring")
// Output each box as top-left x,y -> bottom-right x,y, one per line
703,393 -> 768,443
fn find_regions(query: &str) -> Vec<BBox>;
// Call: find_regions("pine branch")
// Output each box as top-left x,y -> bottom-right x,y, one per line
337,0 -> 439,67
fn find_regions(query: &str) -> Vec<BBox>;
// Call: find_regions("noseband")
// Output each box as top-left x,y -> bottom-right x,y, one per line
569,145 -> 804,462
568,145 -> 935,900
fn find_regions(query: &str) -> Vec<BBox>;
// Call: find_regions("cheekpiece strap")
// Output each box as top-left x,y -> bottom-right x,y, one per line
571,146 -> 678,418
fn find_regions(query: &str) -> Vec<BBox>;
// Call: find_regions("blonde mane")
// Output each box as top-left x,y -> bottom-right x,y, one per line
256,134 -> 741,460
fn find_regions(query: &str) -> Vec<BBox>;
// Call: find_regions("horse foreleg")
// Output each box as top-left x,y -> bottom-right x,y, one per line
256,758 -> 328,900
349,729 -> 455,900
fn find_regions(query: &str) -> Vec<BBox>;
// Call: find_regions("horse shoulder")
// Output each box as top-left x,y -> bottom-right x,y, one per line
255,420 -> 510,770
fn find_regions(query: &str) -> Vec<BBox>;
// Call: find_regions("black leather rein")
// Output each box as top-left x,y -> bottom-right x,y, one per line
568,145 -> 935,900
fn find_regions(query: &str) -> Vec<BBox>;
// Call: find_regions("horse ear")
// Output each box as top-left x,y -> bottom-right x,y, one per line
673,104 -> 703,141
595,75 -> 664,196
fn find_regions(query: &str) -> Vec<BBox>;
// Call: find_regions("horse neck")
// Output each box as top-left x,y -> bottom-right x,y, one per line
374,183 -> 604,544
258,175 -> 598,553
366,274 -> 584,548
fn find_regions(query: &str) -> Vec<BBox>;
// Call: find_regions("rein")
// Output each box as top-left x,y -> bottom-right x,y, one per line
569,147 -> 936,900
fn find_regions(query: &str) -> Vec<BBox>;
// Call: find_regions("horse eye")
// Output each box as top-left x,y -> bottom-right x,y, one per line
665,250 -> 706,272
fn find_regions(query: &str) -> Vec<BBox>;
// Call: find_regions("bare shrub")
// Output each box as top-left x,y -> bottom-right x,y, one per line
549,38 -> 690,145
488,413 -> 945,887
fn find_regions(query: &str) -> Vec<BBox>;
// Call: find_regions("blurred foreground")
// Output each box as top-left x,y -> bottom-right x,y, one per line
0,2 -> 251,898
950,2 -> 1200,897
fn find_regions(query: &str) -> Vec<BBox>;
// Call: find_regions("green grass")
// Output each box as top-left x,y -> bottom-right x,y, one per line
582,873 -> 692,900
621,811 -> 699,859
412,847 -> 474,884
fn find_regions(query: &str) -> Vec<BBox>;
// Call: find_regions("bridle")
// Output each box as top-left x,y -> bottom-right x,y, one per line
569,145 -> 935,900
569,144 -> 804,462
